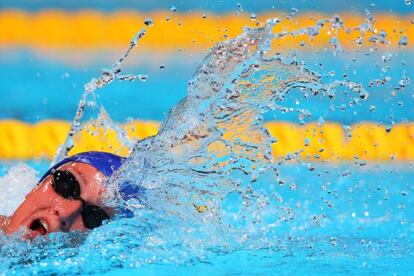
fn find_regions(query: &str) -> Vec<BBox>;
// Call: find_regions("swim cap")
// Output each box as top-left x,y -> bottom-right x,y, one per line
39,151 -> 126,182
39,151 -> 143,217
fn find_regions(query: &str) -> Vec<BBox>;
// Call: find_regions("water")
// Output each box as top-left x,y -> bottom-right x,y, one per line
0,163 -> 412,274
0,164 -> 38,216
0,16 -> 413,274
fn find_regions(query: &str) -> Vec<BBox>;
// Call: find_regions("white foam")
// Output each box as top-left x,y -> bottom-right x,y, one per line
0,163 -> 38,216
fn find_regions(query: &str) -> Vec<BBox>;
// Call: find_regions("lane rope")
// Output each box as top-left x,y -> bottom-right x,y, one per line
0,120 -> 412,161
0,10 -> 412,51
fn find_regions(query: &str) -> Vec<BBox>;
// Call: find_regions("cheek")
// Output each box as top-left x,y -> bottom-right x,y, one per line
25,181 -> 53,203
82,184 -> 106,206
68,216 -> 87,232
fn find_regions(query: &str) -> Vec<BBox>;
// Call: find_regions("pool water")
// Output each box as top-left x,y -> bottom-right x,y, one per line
0,6 -> 413,275
0,162 -> 413,274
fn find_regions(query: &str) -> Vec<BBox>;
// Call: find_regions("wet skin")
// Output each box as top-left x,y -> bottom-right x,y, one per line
0,162 -> 108,239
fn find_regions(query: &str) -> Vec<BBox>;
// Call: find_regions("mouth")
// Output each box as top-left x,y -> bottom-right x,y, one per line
29,219 -> 49,236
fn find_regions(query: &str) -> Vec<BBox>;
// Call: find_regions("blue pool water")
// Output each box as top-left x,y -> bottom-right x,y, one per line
0,162 -> 413,274
0,13 -> 413,275
1,50 -> 413,124
1,0 -> 413,14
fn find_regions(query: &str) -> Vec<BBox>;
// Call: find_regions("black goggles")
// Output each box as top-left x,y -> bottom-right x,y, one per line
51,170 -> 109,230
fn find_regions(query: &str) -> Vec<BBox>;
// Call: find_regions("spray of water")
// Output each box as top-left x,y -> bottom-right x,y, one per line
54,28 -> 148,163
0,15 -> 412,273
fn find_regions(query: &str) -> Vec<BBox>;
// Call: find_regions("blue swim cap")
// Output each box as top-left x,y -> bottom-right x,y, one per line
39,151 -> 126,182
39,151 -> 143,217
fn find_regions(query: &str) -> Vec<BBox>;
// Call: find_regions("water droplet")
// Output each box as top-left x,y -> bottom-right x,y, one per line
328,70 -> 336,77
381,53 -> 392,63
342,169 -> 351,177
386,126 -> 392,133
138,74 -> 148,82
250,13 -> 257,21
237,3 -> 243,11
398,75 -> 410,88
202,14 -> 207,19
359,91 -> 369,100
405,0 -> 411,5
317,116 -> 325,126
369,105 -> 376,112
160,65 -> 165,70
144,18 -> 153,26
399,35 -> 408,47
290,8 -> 299,17
170,5 -> 177,12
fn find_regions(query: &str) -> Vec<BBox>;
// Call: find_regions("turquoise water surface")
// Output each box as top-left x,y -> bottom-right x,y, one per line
1,1 -> 414,274
0,162 -> 413,274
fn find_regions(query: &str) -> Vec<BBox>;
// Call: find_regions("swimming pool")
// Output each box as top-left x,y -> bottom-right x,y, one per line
0,162 -> 413,274
0,1 -> 413,274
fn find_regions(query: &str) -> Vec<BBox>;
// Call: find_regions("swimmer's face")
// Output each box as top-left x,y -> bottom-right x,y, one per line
0,162 -> 109,239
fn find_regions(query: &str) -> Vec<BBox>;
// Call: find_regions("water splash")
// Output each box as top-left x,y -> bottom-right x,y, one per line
1,14 -> 412,274
54,28 -> 147,163
103,19 -> 374,258
0,164 -> 37,216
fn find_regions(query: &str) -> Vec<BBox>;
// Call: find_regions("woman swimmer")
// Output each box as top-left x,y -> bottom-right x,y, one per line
0,151 -> 130,239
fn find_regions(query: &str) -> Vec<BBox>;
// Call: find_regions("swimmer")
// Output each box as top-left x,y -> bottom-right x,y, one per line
0,151 -> 132,239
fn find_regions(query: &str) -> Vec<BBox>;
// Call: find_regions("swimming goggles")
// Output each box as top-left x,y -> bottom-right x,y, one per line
51,170 -> 109,229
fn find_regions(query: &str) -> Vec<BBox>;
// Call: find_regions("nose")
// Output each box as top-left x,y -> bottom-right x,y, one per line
51,198 -> 83,231
39,177 -> 84,229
